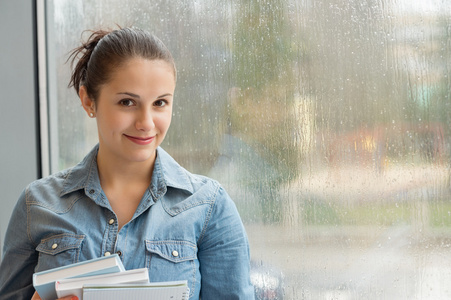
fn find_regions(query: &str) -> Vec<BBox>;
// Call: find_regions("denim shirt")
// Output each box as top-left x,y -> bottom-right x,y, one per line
0,145 -> 254,300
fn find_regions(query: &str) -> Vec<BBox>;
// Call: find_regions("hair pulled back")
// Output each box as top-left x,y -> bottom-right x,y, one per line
68,27 -> 176,101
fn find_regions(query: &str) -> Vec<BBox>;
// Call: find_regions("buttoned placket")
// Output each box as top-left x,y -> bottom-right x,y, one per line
114,190 -> 157,263
109,217 -> 124,258
97,191 -> 119,258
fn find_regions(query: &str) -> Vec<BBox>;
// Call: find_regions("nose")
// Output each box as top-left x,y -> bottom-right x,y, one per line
135,109 -> 155,131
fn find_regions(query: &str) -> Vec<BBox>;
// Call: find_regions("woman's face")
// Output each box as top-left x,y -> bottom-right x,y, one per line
85,58 -> 175,165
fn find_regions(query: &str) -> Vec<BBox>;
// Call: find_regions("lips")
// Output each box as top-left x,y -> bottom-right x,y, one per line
124,134 -> 155,145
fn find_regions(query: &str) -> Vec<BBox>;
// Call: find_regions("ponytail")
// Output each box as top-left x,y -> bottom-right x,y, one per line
67,30 -> 110,98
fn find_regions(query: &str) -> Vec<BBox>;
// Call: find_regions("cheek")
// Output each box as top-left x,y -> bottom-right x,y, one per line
97,113 -> 130,133
156,112 -> 172,131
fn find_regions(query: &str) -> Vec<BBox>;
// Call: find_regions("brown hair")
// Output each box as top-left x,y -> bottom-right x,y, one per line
68,27 -> 176,101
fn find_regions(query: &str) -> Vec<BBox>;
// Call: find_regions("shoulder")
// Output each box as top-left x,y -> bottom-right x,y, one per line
25,145 -> 98,206
156,148 -> 234,212
25,168 -> 71,198
23,168 -> 76,208
10,166 -> 73,222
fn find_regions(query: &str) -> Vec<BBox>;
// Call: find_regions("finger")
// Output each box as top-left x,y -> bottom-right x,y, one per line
57,296 -> 78,300
31,291 -> 41,300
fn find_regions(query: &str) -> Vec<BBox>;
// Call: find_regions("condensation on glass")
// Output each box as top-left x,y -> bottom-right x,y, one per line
46,0 -> 451,298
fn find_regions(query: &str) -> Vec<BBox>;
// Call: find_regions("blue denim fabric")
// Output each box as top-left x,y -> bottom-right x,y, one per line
0,145 -> 254,300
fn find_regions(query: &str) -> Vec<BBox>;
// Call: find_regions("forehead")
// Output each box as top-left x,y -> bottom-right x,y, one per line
95,58 -> 176,100
116,57 -> 174,77
106,58 -> 175,87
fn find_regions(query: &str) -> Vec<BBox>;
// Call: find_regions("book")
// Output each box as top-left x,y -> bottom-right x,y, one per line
82,280 -> 189,300
56,268 -> 150,299
33,254 -> 125,300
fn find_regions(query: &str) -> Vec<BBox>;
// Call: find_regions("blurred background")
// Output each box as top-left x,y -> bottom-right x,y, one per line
2,0 -> 451,299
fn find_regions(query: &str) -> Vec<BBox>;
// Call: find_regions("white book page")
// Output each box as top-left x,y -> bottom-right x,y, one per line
83,286 -> 188,300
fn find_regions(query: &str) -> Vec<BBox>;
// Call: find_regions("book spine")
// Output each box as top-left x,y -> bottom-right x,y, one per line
34,281 -> 58,300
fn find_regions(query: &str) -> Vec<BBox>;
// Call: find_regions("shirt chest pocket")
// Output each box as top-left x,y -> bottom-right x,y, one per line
145,240 -> 198,297
35,233 -> 85,272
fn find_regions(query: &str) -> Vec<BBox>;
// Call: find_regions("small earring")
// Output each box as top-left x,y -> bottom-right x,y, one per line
89,112 -> 94,118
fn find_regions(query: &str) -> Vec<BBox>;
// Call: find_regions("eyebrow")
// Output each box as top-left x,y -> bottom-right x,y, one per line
117,92 -> 140,98
117,92 -> 173,99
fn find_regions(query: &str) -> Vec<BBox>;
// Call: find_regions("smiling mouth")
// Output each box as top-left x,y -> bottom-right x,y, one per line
124,134 -> 155,145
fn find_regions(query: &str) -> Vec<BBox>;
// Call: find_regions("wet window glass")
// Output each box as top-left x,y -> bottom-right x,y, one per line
44,0 -> 451,298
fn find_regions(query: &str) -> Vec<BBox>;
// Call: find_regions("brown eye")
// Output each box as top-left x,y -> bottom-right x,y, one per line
119,99 -> 135,107
154,99 -> 168,107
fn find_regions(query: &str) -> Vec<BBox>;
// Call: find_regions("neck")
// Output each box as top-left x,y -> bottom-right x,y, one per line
96,146 -> 155,189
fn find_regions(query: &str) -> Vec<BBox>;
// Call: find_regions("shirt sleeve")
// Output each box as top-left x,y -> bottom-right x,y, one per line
0,188 -> 38,299
197,186 -> 255,299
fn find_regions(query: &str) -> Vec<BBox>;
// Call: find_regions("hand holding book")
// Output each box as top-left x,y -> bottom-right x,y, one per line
31,291 -> 78,300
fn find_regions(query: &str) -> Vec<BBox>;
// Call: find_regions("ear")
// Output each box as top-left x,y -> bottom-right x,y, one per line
79,86 -> 96,117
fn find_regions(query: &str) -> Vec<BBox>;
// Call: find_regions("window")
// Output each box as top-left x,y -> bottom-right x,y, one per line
43,0 -> 451,298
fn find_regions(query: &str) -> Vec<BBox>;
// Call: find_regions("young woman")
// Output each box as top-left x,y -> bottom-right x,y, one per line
0,27 -> 254,300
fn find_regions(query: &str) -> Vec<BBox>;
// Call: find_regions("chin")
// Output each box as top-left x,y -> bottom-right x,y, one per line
128,149 -> 157,163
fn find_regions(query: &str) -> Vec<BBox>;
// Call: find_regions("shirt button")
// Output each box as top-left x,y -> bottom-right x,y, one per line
51,243 -> 58,250
104,252 -> 111,256
116,251 -> 122,256
89,189 -> 95,194
108,219 -> 115,225
172,250 -> 179,257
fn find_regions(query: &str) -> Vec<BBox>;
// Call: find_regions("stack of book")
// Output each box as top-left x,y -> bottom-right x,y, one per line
33,254 -> 189,300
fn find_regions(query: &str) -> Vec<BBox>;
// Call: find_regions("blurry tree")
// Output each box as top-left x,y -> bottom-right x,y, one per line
301,0 -> 451,165
227,0 -> 303,222
303,0 -> 401,132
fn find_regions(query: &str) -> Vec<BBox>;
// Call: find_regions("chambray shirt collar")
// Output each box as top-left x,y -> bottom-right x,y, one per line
60,145 -> 101,199
60,145 -> 194,201
154,147 -> 194,194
